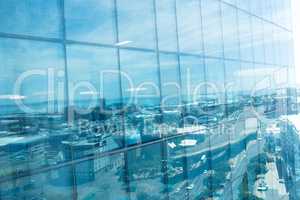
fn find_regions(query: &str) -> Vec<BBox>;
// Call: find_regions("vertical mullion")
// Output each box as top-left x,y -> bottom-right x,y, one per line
199,0 -> 213,198
219,1 -> 228,119
218,1 -> 235,199
59,1 -> 77,200
113,0 -> 131,199
152,0 -> 169,200
235,0 -> 249,189
174,1 -> 190,199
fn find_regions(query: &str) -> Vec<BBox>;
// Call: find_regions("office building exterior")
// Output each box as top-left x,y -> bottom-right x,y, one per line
0,0 -> 296,199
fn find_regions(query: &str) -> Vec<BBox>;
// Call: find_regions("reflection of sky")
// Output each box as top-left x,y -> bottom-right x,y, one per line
201,0 -> 223,57
67,45 -> 121,103
119,50 -> 160,106
117,0 -> 156,49
65,0 -> 115,44
0,38 -> 64,105
0,0 -> 61,38
0,0 -> 295,111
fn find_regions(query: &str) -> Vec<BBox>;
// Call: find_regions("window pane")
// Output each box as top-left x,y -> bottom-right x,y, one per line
0,38 -> 64,115
180,55 -> 205,105
221,3 -> 239,59
156,0 -> 177,51
222,0 -> 236,5
160,53 -> 181,106
249,0 -> 262,17
119,50 -> 160,144
0,38 -> 67,199
0,0 -> 61,38
65,0 -> 116,44
273,26 -> 281,65
127,143 -> 166,199
273,27 -> 292,66
225,60 -> 241,104
210,126 -> 231,199
117,0 -> 155,49
240,62 -> 255,94
273,0 -> 292,30
205,58 -> 225,101
263,21 -> 275,64
167,136 -> 188,200
160,53 -> 182,136
67,45 -> 121,109
0,168 -> 73,199
261,1 -> 273,21
253,64 -> 273,96
66,44 -> 123,151
236,0 -> 250,11
120,50 -> 159,107
176,0 -> 203,54
275,29 -> 294,66
238,11 -> 253,62
252,17 -> 265,63
201,0 -> 223,57
76,153 -> 128,200
186,129 -> 210,199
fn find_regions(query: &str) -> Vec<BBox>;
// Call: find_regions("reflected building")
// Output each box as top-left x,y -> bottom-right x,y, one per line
0,0 -> 296,200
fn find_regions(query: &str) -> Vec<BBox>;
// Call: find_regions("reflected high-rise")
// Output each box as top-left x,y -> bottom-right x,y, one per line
0,0 -> 297,200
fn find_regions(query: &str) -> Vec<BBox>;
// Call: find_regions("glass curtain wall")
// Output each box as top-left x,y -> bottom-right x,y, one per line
0,0 -> 295,199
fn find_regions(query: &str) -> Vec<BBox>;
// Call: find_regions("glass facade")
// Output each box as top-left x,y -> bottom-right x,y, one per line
0,0 -> 296,199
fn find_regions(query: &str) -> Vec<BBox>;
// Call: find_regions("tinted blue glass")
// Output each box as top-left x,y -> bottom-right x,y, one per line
0,0 -> 296,199
238,11 -> 253,62
252,17 -> 265,63
253,64 -> 273,95
66,45 -> 123,151
281,0 -> 293,30
273,27 -> 292,66
261,0 -> 273,21
127,144 -> 166,200
221,3 -> 239,59
0,38 -> 68,200
67,45 -> 121,109
119,50 -> 160,144
176,0 -> 203,54
201,0 -> 223,57
0,38 -> 64,115
263,22 -> 275,64
180,56 -> 205,104
76,153 -> 128,200
249,0 -> 262,17
205,58 -> 225,103
0,168 -> 73,199
160,53 -> 181,107
274,0 -> 292,30
167,136 -> 188,200
246,141 -> 265,197
156,0 -> 178,51
0,0 -> 61,37
276,30 -> 294,66
210,126 -> 231,199
159,53 -> 182,136
273,26 -> 282,65
222,0 -> 236,5
186,135 -> 210,199
236,0 -> 250,11
117,0 -> 156,49
120,50 -> 160,107
240,62 -> 255,94
65,0 -> 116,44
225,61 -> 241,103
